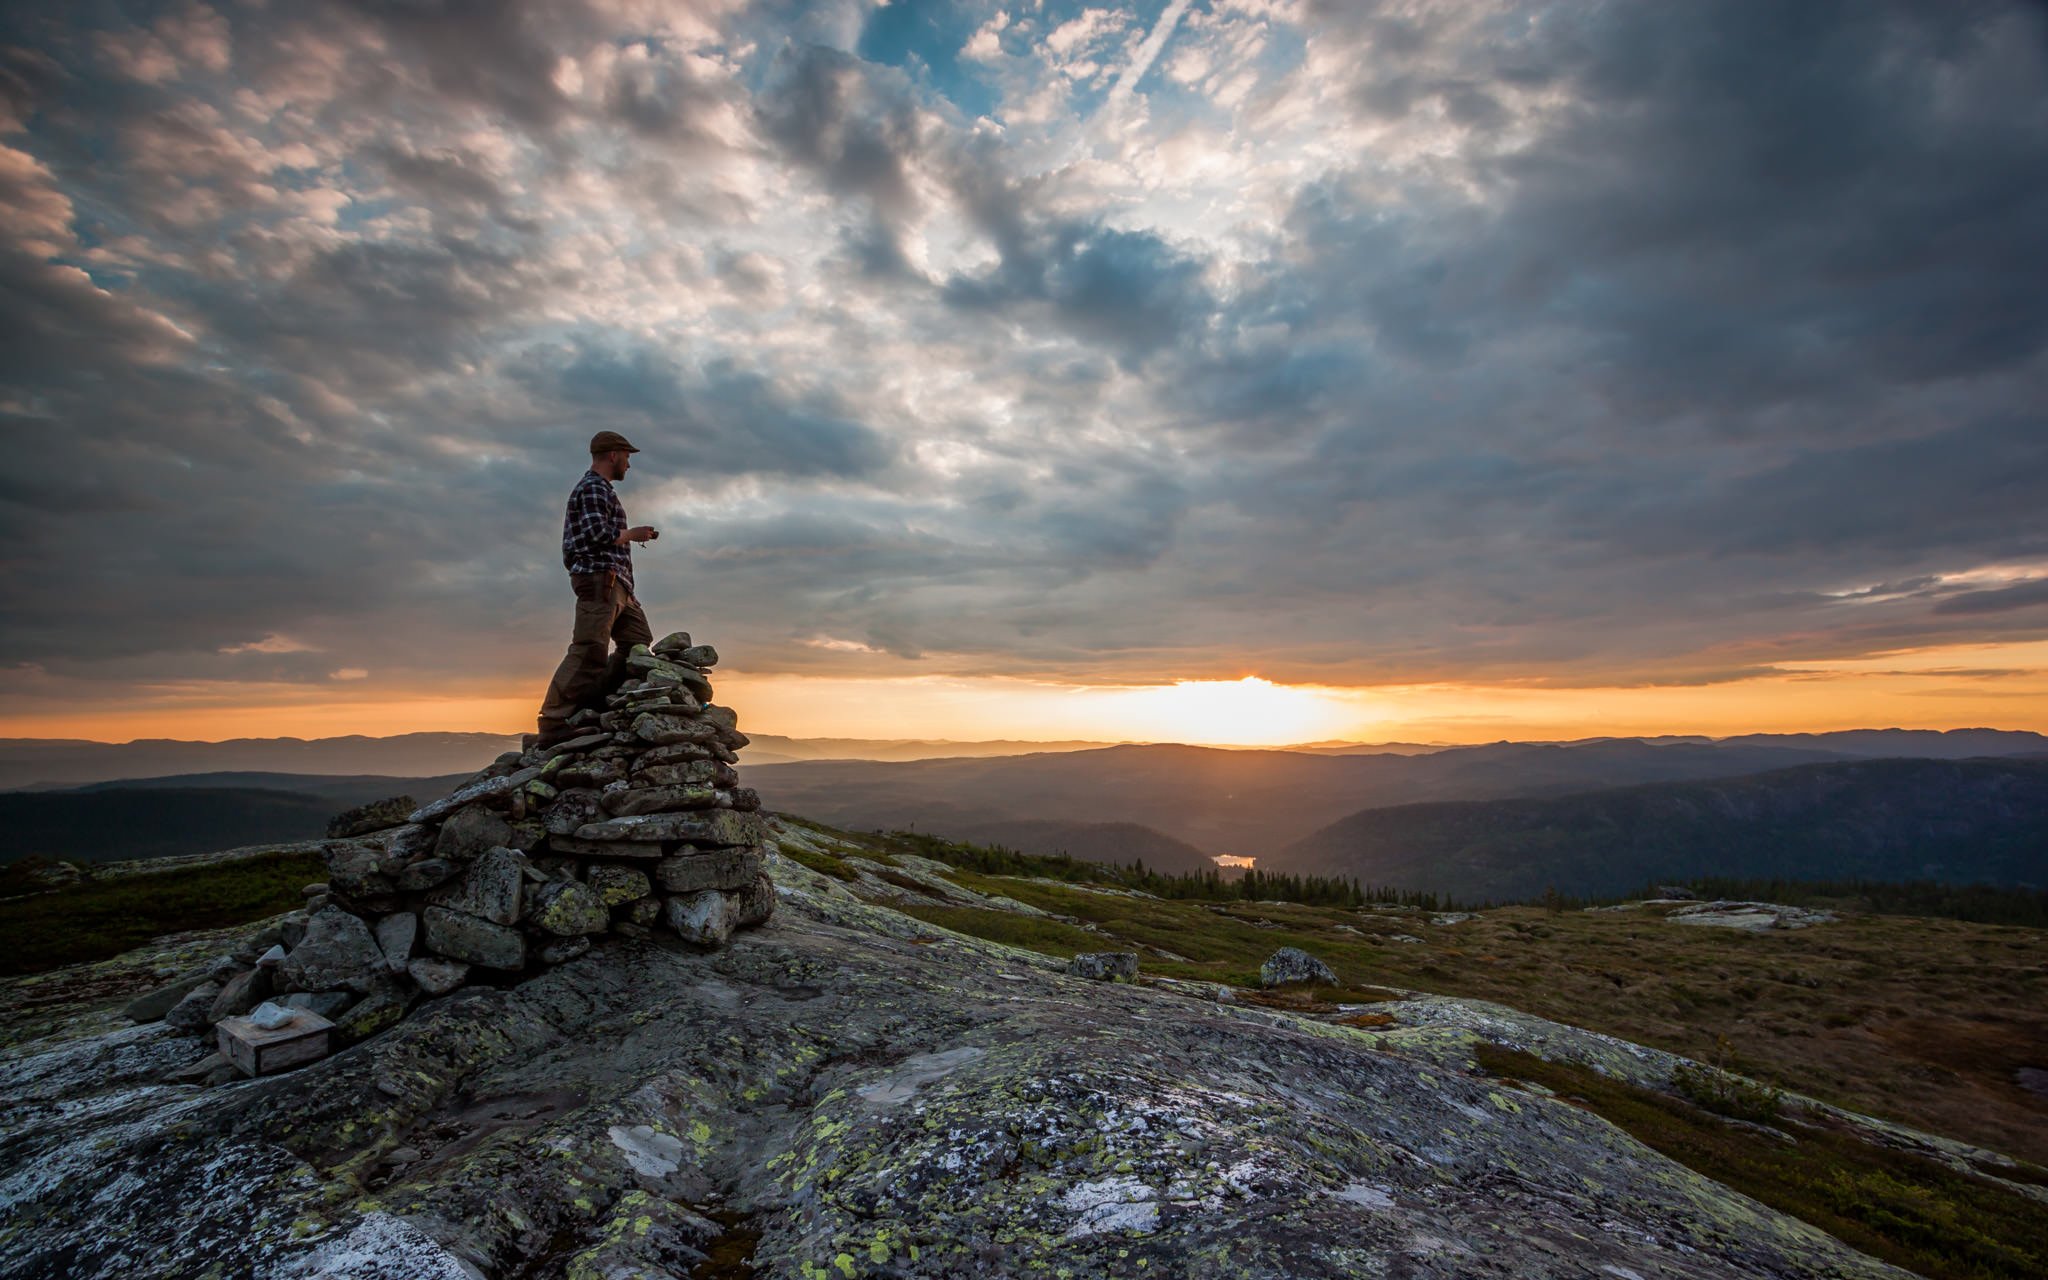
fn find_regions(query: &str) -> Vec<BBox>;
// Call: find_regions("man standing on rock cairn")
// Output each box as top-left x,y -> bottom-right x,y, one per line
537,431 -> 661,748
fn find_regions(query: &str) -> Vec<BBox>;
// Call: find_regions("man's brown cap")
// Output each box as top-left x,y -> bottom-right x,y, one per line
589,430 -> 640,455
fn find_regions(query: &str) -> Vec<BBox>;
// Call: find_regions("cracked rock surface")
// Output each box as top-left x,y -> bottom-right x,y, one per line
0,844 -> 1916,1280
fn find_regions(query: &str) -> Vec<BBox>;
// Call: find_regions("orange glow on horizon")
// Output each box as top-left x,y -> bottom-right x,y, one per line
2,640 -> 2045,746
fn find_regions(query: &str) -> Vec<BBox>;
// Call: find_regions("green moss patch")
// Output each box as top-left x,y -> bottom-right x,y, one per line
0,851 -> 323,976
1475,1044 -> 2048,1280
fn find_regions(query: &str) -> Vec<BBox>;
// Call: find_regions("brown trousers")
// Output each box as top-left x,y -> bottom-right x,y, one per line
538,572 -> 653,726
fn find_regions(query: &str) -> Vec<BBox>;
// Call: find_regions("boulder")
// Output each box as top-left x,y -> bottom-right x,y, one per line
123,968 -> 214,1024
585,865 -> 651,907
555,759 -> 628,790
634,759 -> 738,789
164,983 -> 223,1032
663,890 -> 737,946
208,967 -> 274,1021
527,880 -> 611,937
677,644 -> 718,669
427,848 -> 527,926
574,809 -> 768,848
634,743 -> 720,770
422,906 -> 527,970
654,847 -> 764,895
332,984 -> 411,1046
374,913 -> 417,972
408,957 -> 470,996
652,631 -> 691,653
395,857 -> 461,892
282,991 -> 355,1018
1068,952 -> 1140,983
732,874 -> 775,928
321,841 -> 397,898
542,732 -> 610,759
602,784 -> 719,817
383,823 -> 436,860
537,937 -> 592,965
544,788 -> 606,836
280,907 -> 386,994
1259,947 -> 1338,989
408,766 -> 543,825
327,795 -> 417,839
548,835 -> 666,859
434,805 -> 515,861
625,897 -> 662,926
631,713 -> 720,747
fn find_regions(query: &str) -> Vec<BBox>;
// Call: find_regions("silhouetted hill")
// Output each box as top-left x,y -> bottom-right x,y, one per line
750,739 -> 1853,856
0,733 -> 519,790
1265,757 -> 2048,901
0,788 -> 343,863
67,772 -> 470,807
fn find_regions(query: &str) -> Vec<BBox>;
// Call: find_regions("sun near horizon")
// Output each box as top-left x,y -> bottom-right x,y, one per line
7,639 -> 2046,748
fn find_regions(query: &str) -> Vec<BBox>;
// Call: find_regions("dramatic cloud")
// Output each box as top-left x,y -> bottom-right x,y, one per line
0,0 -> 2043,731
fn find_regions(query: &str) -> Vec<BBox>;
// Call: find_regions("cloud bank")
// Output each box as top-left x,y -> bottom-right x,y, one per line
0,0 -> 2044,729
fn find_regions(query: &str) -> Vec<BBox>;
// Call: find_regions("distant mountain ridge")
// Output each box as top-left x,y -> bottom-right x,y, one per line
0,733 -> 520,791
5,726 -> 2039,790
1264,757 -> 2048,902
749,738 -> 1891,857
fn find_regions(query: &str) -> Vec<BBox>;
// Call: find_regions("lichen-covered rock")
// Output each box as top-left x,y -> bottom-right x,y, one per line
374,912 -> 417,972
394,856 -> 461,892
585,865 -> 651,906
433,804 -> 514,861
319,841 -> 397,898
544,787 -> 606,836
208,967 -> 272,1021
421,905 -> 527,970
282,990 -> 354,1018
601,783 -> 719,817
631,712 -> 721,747
163,980 -> 223,1031
677,644 -> 718,668
575,809 -> 768,848
408,765 -> 543,824
0,865 -> 1930,1280
331,983 -> 410,1046
123,968 -> 213,1024
654,847 -> 764,895
326,794 -> 416,839
1068,952 -> 1139,982
634,758 -> 738,789
407,957 -> 469,996
1260,946 -> 1338,988
551,835 -> 667,859
280,907 -> 385,994
537,936 -> 592,965
528,880 -> 611,937
663,888 -> 738,945
426,847 -> 526,926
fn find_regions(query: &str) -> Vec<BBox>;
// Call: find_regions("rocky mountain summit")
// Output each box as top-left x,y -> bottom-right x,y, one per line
129,631 -> 772,1078
9,815 -> 2030,1278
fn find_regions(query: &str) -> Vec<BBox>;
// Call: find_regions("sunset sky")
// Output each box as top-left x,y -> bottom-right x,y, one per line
2,1 -> 2045,747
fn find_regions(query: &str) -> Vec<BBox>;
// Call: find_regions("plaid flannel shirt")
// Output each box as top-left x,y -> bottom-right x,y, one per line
561,469 -> 634,593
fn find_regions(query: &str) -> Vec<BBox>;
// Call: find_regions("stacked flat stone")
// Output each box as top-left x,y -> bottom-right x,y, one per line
173,632 -> 772,1049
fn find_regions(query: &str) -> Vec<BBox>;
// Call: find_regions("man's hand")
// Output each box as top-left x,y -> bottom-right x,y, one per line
618,525 -> 658,546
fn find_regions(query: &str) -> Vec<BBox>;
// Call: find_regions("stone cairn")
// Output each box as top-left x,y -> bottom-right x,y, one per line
153,632 -> 772,1064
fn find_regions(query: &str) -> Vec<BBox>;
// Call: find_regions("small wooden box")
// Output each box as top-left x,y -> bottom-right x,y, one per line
216,1009 -> 335,1077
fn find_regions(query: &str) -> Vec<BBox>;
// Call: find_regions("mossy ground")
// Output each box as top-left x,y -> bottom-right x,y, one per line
1476,1044 -> 2048,1280
888,856 -> 2048,1171
0,850 -> 323,977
